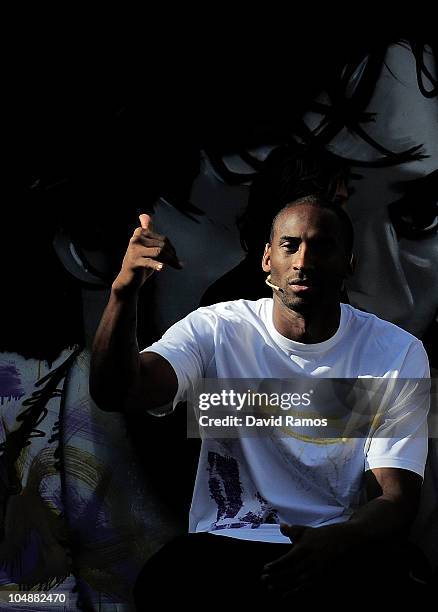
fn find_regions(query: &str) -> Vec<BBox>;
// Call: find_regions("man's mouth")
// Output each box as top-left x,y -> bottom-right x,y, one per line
288,278 -> 316,292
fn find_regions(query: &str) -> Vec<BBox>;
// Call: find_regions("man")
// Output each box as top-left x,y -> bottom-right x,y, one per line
90,196 -> 430,604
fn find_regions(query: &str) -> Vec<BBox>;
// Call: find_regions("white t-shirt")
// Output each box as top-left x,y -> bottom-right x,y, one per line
142,299 -> 429,543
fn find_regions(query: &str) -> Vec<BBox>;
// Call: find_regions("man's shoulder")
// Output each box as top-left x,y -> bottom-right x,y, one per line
344,303 -> 423,350
197,298 -> 271,320
166,299 -> 270,335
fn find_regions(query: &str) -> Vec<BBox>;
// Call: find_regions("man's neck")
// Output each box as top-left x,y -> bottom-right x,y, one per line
272,297 -> 341,343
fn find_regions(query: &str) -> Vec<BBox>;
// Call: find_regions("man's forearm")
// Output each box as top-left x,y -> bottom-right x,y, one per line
89,288 -> 140,411
346,467 -> 421,543
266,490 -> 419,593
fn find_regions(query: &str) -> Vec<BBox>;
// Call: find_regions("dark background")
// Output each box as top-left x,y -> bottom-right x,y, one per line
3,26 -> 432,363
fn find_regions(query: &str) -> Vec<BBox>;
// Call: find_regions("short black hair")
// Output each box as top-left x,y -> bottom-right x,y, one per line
269,195 -> 354,257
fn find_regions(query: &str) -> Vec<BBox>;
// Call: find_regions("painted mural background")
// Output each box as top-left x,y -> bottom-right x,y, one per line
2,34 -> 437,608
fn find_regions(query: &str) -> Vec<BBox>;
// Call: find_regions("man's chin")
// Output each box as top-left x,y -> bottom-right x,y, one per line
282,293 -> 314,312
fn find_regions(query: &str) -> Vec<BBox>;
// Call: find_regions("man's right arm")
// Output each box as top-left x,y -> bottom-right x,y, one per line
89,213 -> 182,414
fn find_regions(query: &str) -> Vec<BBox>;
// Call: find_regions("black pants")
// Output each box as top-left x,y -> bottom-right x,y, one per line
133,532 -> 431,609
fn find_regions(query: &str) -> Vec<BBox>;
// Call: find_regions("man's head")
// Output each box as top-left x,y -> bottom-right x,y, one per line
262,196 -> 355,313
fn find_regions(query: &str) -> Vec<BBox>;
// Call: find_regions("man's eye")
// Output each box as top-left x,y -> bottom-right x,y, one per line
282,243 -> 299,252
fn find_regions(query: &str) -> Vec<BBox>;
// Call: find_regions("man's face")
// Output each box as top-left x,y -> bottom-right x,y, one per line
262,204 -> 350,312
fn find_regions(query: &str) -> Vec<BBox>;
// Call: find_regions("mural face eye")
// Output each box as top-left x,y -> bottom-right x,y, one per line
388,197 -> 438,240
388,170 -> 438,240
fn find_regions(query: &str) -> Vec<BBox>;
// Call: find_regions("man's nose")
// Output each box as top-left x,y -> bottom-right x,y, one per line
292,243 -> 314,270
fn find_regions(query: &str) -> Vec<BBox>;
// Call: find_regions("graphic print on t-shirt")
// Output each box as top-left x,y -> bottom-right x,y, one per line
207,451 -> 279,530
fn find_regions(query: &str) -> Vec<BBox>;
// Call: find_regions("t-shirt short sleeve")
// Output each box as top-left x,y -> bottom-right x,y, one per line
140,308 -> 216,412
365,340 -> 430,478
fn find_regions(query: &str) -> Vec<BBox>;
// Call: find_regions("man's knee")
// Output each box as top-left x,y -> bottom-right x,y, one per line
133,533 -> 214,606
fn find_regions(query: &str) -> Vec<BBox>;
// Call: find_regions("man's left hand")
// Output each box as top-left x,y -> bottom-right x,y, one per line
261,522 -> 359,597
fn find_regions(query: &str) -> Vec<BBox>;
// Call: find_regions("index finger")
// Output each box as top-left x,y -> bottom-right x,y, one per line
139,213 -> 154,231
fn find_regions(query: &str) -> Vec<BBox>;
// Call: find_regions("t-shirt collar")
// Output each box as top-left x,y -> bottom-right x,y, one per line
264,298 -> 348,353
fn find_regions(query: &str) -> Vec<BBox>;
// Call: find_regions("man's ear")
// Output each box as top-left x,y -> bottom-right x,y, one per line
262,243 -> 271,273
